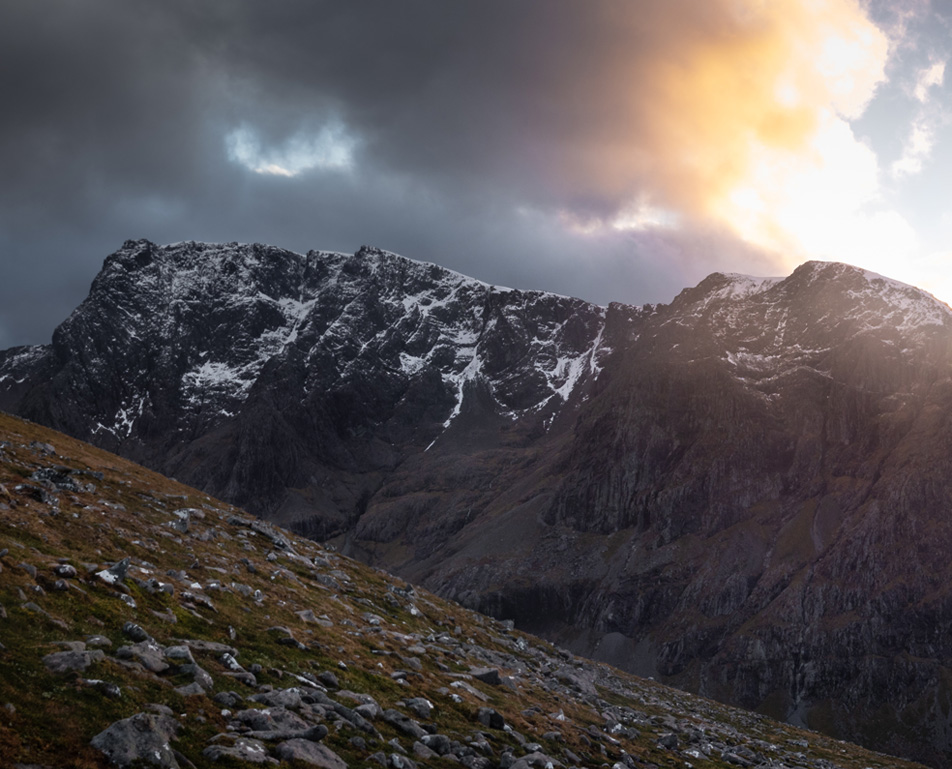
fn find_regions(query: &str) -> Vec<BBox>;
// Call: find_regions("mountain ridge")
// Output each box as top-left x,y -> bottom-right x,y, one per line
5,240 -> 952,765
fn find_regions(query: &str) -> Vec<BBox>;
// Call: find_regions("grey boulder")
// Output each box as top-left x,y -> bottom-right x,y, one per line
90,712 -> 181,768
43,649 -> 105,674
203,737 -> 277,764
274,739 -> 347,768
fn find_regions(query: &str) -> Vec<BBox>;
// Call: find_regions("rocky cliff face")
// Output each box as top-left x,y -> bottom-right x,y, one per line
0,239 -> 610,534
5,240 -> 952,765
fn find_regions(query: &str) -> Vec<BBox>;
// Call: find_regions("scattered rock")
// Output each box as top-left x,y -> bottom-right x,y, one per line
412,740 -> 439,760
53,563 -> 77,578
554,667 -> 597,697
181,639 -> 237,656
477,707 -> 505,730
355,702 -> 382,721
31,467 -> 82,492
115,640 -> 169,674
42,649 -> 105,674
97,557 -> 131,585
381,708 -> 427,739
202,737 -> 277,764
421,734 -> 453,755
404,697 -> 433,720
450,679 -> 489,701
317,670 -> 339,689
511,751 -> 561,769
174,682 -> 206,697
469,667 -> 502,686
273,739 -> 347,769
213,691 -> 244,708
234,705 -> 309,732
122,622 -> 150,642
163,645 -> 194,662
82,678 -> 122,699
248,688 -> 304,710
90,712 -> 181,768
657,732 -> 678,750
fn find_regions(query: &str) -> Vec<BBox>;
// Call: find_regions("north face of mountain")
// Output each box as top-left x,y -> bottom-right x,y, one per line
6,241 -> 952,765
0,239 -> 612,533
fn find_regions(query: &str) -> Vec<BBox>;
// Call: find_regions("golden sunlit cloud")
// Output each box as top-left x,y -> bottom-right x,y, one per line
580,0 -> 920,280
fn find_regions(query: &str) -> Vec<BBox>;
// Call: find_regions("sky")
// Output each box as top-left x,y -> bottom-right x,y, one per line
3,0 -> 952,348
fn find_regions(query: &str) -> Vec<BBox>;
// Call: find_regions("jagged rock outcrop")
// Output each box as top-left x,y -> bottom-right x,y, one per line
5,241 -> 952,764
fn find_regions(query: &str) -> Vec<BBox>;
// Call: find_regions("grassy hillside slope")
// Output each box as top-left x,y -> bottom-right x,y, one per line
0,411 -> 924,769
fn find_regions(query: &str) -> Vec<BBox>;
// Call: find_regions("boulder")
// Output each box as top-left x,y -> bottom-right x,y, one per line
420,734 -> 453,755
412,741 -> 439,760
403,697 -> 433,720
122,621 -> 150,642
116,640 -> 169,674
381,708 -> 426,739
97,557 -> 131,585
469,667 -> 502,686
43,649 -> 105,674
476,707 -> 505,730
233,706 -> 309,733
203,737 -> 277,764
248,687 -> 304,709
90,712 -> 181,768
273,739 -> 347,769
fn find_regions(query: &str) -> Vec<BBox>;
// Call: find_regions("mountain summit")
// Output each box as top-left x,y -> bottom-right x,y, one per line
5,240 -> 952,765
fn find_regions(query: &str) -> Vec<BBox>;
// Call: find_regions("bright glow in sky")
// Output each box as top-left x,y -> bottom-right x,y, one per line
587,0 -> 952,306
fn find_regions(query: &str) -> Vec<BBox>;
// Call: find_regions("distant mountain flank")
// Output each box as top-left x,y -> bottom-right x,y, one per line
5,239 -> 952,765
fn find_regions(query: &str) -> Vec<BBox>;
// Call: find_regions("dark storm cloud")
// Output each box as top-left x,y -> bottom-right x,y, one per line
0,0 -> 796,348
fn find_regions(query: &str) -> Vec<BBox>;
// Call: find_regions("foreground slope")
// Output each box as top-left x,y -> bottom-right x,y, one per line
7,241 -> 952,763
0,411 -> 919,769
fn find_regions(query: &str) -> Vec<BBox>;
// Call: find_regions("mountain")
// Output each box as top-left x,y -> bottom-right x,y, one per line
5,240 -> 952,765
0,239 -> 615,534
1,411 -> 919,769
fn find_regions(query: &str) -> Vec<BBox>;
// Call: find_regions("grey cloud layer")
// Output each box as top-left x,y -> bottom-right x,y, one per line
0,0 -> 779,348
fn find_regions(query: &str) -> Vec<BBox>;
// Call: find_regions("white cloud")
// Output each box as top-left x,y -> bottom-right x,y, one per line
891,117 -> 936,177
610,199 -> 680,232
225,121 -> 356,177
913,60 -> 945,103
891,60 -> 946,179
